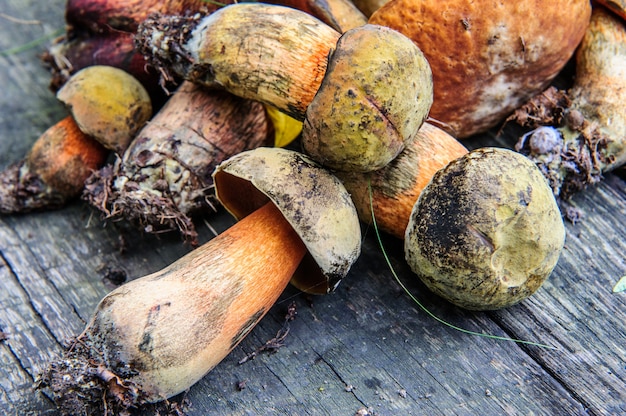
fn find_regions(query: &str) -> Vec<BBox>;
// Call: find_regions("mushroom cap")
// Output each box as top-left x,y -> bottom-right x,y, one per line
369,0 -> 591,138
57,65 -> 152,154
213,147 -> 362,294
302,24 -> 433,172
404,148 -> 565,310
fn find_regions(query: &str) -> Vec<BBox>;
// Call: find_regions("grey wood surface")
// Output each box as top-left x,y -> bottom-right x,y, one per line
1,1 -> 625,415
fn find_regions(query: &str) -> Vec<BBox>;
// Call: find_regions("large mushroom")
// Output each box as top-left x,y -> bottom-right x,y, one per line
404,148 -> 565,310
136,3 -> 433,171
42,147 -> 361,414
369,0 -> 592,138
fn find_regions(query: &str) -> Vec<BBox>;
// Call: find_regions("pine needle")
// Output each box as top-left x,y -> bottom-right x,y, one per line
0,27 -> 64,57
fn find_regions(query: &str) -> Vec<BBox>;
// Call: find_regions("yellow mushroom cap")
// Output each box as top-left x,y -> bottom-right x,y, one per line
57,65 -> 152,154
405,148 -> 565,310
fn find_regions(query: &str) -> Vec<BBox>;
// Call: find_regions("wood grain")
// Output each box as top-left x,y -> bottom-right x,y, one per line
1,1 -> 625,415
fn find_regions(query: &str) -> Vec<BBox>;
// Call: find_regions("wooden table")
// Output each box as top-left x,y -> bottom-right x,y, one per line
1,2 -> 625,415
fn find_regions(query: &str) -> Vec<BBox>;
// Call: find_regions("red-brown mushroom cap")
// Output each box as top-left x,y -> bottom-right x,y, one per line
370,0 -> 592,138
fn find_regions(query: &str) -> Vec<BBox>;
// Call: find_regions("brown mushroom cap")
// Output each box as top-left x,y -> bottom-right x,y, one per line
369,0 -> 591,138
56,65 -> 153,154
213,147 -> 362,294
404,148 -> 565,310
302,23 -> 433,172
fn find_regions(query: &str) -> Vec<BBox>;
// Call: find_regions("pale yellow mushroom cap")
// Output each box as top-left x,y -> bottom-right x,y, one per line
214,147 -> 362,294
57,65 -> 152,154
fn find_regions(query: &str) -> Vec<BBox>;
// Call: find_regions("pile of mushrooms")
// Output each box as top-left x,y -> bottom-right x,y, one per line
135,3 -> 433,172
35,2 -> 594,413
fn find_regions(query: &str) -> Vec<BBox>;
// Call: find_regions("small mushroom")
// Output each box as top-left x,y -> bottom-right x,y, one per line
42,147 -> 361,414
369,0 -> 591,138
404,148 -> 565,310
136,3 -> 433,171
57,65 -> 152,154
214,147 -> 362,293
0,66 -> 151,213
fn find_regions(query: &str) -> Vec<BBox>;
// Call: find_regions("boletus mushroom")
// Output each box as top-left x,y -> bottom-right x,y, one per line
0,66 -> 151,213
512,6 -> 626,205
41,147 -> 361,414
136,3 -> 433,171
404,148 -> 565,310
369,0 -> 591,138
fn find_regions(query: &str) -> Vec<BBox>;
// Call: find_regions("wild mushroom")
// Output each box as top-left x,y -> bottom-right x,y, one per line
369,0 -> 591,138
136,3 -> 433,171
404,148 -> 565,310
41,147 -> 361,414
337,122 -> 468,239
0,66 -> 151,213
511,6 -> 626,207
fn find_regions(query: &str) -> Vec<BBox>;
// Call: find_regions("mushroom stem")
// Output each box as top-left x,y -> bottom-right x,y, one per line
338,122 -> 468,239
136,4 -> 341,120
0,116 -> 107,213
514,7 -> 626,200
42,202 -> 306,413
82,82 -> 272,245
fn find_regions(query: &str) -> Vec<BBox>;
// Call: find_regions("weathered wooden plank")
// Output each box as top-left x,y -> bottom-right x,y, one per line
1,1 -> 626,415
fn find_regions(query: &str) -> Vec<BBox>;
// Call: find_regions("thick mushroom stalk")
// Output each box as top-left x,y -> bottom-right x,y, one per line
83,82 -> 272,245
513,7 -> 626,202
337,122 -> 468,238
136,3 -> 433,171
404,148 -> 565,310
41,147 -> 361,414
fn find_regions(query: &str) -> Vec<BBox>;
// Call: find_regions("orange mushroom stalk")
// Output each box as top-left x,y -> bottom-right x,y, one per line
41,147 -> 361,414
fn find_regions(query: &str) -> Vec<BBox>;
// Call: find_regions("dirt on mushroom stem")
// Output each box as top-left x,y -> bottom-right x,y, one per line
0,116 -> 107,213
509,7 -> 626,218
83,82 -> 272,246
39,201 -> 307,415
40,147 -> 361,415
